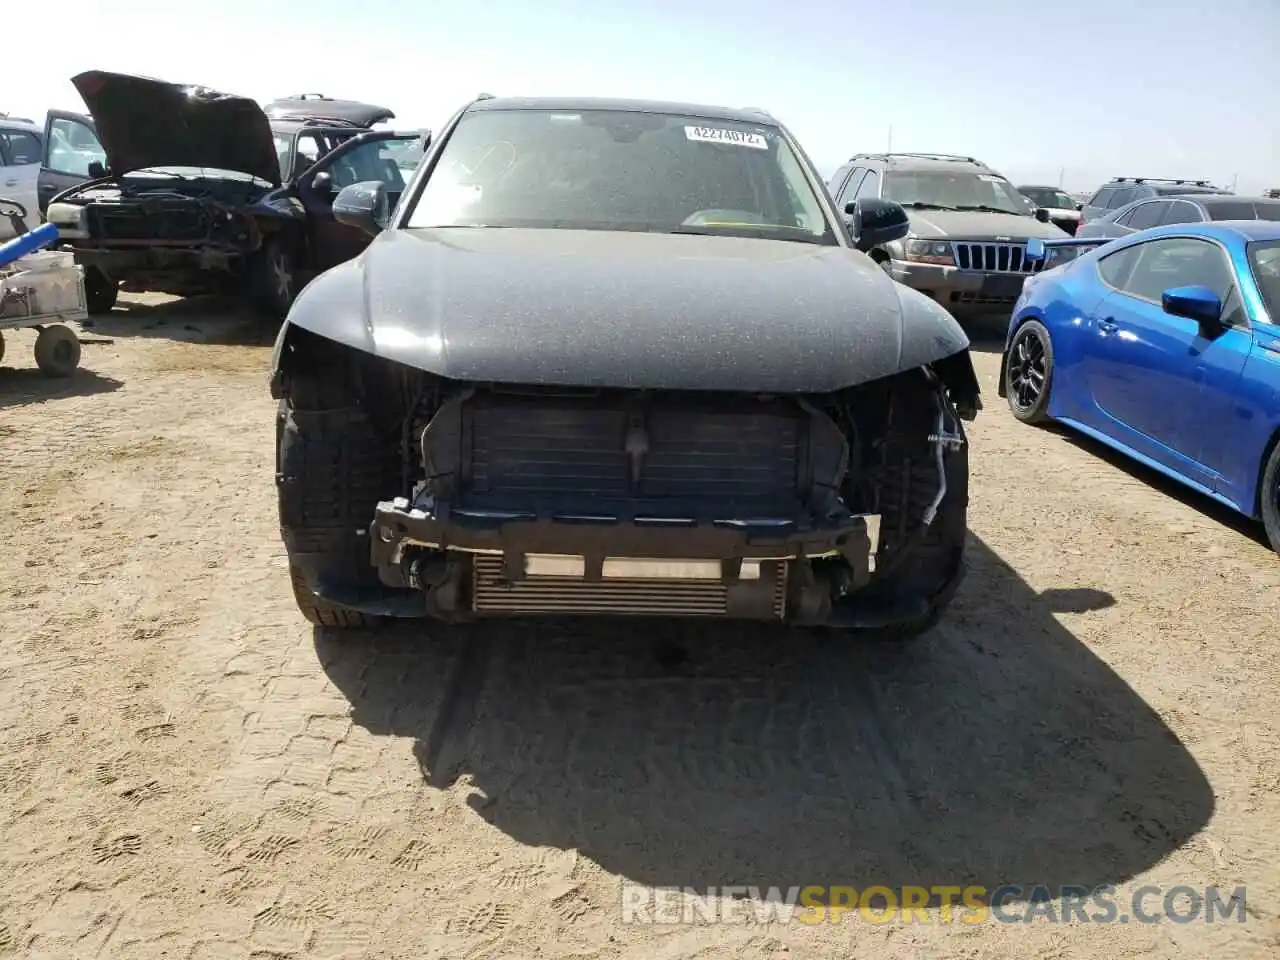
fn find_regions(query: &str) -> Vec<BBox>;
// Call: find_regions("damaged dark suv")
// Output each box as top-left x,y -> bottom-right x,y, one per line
270,96 -> 982,640
43,72 -> 429,316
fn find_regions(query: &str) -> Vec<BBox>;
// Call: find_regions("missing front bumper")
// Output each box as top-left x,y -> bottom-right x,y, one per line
368,495 -> 881,621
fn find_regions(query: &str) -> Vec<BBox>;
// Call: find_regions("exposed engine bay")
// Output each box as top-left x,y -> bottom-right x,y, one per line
46,172 -> 273,264
319,353 -> 972,625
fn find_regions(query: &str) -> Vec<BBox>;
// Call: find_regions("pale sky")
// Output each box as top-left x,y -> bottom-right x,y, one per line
9,0 -> 1278,194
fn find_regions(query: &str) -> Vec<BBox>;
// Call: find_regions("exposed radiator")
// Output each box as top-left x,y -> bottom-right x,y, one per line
465,394 -> 803,512
470,555 -> 788,618
88,201 -> 210,241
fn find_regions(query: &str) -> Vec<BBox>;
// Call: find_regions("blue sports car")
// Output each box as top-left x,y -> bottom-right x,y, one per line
998,221 -> 1280,554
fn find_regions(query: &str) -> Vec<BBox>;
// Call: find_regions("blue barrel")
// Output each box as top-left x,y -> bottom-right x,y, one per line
0,222 -> 60,268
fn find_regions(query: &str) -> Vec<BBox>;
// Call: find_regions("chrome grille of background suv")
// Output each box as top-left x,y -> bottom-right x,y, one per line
951,241 -> 1046,274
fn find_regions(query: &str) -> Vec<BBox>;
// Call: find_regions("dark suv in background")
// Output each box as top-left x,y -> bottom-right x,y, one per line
1077,192 -> 1280,240
827,152 -> 1072,318
1079,176 -> 1229,226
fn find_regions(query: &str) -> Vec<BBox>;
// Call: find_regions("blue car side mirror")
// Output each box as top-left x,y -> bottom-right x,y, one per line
1025,238 -> 1047,263
1162,284 -> 1223,329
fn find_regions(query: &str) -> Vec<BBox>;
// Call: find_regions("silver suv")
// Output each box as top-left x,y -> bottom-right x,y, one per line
828,152 -> 1073,318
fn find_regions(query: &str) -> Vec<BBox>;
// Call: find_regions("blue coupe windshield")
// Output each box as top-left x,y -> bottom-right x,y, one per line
1248,240 -> 1280,319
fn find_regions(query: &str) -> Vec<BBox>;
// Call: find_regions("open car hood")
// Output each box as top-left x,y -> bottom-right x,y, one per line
70,70 -> 281,185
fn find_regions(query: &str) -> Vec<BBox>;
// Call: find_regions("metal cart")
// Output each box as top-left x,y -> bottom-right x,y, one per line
0,198 -> 87,377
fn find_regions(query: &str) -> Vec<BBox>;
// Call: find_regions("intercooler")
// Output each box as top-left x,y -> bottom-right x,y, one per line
470,554 -> 789,617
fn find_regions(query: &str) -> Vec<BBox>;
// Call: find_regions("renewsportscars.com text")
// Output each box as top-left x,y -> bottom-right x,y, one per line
620,883 -> 1248,925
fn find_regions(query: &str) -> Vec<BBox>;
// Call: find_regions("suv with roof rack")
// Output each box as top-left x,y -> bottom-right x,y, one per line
1079,176 -> 1229,226
828,152 -> 1074,319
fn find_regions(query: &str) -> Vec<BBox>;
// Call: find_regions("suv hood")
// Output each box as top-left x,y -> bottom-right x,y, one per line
70,70 -> 281,185
285,228 -> 971,393
905,208 -> 1071,240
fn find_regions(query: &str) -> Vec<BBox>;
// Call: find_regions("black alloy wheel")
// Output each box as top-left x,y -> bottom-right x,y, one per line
1006,319 -> 1054,424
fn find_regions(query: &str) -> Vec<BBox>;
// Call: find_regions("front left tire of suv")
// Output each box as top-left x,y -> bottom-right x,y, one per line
276,368 -> 397,629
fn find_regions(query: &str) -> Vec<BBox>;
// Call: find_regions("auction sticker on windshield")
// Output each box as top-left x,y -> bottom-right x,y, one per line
685,126 -> 768,150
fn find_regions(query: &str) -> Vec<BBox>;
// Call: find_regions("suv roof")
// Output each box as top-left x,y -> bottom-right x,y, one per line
1109,175 -> 1218,188
264,94 -> 394,129
465,95 -> 778,126
1102,176 -> 1228,196
846,152 -> 994,173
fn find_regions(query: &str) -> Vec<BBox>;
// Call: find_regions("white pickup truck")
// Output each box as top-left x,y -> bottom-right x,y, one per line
0,110 -> 105,240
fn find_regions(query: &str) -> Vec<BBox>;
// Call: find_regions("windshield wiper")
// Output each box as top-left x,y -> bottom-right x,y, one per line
896,201 -> 958,211
670,224 -> 828,244
953,205 -> 1019,214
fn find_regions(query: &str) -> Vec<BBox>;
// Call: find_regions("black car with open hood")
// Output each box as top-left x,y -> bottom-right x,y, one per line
41,71 -> 429,318
269,95 -> 982,642
71,70 -> 282,185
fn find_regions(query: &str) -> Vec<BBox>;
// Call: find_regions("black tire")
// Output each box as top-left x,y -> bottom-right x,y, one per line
84,267 -> 119,315
0,330 -> 6,366
250,234 -> 298,319
1005,319 -> 1054,424
288,564 -> 377,628
877,419 -> 967,642
34,324 -> 81,377
835,384 -> 969,644
276,373 -> 397,630
1260,439 -> 1280,556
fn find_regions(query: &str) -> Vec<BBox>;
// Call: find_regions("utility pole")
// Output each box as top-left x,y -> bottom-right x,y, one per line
887,125 -> 893,152
1058,166 -> 1065,188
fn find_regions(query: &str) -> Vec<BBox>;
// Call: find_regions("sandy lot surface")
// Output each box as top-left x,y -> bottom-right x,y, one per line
1,296 -> 1278,960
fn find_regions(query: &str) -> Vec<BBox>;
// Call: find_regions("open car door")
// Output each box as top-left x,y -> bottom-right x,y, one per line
293,129 -> 428,274
40,110 -> 105,214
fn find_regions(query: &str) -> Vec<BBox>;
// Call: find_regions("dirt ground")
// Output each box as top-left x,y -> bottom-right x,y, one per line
1,295 -> 1278,960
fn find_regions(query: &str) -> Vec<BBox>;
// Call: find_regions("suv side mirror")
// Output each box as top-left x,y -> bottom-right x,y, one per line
845,198 -> 909,253
1034,207 -> 1051,223
1075,202 -> 1084,211
88,160 -> 105,179
333,181 -> 389,236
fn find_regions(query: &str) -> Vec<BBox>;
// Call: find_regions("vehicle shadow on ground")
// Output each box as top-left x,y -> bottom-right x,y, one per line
83,296 -> 281,347
1046,423 -> 1274,551
959,312 -> 1012,355
315,532 -> 1212,903
0,366 -> 123,409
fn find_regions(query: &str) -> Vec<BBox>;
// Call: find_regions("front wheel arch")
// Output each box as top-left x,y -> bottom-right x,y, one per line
1255,424 -> 1280,553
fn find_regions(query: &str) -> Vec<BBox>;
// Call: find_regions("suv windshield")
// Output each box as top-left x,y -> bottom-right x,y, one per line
1021,187 -> 1075,209
404,108 -> 834,244
883,170 -> 1028,214
1249,241 -> 1280,318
